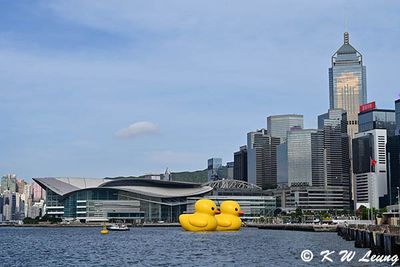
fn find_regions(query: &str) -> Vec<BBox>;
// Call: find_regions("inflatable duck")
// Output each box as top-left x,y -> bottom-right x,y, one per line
216,200 -> 243,231
179,199 -> 219,232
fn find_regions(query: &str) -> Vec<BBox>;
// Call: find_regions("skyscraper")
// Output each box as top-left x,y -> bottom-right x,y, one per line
234,146 -> 248,182
207,158 -> 223,181
247,129 -> 280,189
1,174 -> 17,194
329,32 -> 367,137
267,114 -> 304,143
286,129 -> 320,187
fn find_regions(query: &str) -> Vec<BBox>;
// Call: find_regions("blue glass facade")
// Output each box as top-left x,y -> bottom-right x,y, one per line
358,109 -> 396,136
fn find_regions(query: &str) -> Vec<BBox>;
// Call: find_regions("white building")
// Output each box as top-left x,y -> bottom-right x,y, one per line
353,129 -> 387,209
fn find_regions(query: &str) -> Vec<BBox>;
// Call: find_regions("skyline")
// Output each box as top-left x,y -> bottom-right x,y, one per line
1,1 -> 400,180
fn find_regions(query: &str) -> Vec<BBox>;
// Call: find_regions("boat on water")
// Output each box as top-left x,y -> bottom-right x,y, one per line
107,223 -> 130,231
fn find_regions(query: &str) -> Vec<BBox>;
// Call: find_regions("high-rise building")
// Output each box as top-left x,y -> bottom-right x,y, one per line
318,109 -> 351,188
277,143 -> 288,187
234,146 -> 248,182
32,182 -> 46,202
247,129 -> 280,189
353,129 -> 388,209
387,135 -> 400,206
16,179 -> 26,194
287,129 -> 321,187
395,99 -> 400,135
359,104 -> 396,137
329,32 -> 367,138
207,158 -> 223,181
267,114 -> 304,143
1,174 -> 17,194
226,162 -> 234,179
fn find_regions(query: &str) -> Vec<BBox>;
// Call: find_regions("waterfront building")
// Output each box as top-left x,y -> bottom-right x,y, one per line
207,158 -> 223,181
188,180 -> 276,220
233,146 -> 248,182
1,174 -> 17,194
329,32 -> 367,138
247,129 -> 280,189
352,129 -> 388,209
273,186 -> 350,212
226,162 -> 234,179
267,114 -> 304,143
2,191 -> 16,221
33,177 -> 212,223
287,129 -> 320,187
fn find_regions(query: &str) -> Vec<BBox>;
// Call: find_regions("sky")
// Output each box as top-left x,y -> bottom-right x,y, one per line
1,1 -> 400,180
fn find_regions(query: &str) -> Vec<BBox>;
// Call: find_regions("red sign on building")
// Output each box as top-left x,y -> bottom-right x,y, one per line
359,101 -> 376,113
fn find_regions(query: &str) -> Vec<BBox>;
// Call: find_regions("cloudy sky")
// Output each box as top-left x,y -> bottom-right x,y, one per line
1,1 -> 399,179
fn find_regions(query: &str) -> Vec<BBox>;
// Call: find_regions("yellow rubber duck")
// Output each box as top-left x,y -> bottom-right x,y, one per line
179,199 -> 220,232
216,200 -> 243,231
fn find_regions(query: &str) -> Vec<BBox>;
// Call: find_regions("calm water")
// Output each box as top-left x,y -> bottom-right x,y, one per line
0,227 -> 386,266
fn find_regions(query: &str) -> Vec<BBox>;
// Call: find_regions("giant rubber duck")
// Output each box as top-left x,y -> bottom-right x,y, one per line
179,199 -> 220,232
216,200 -> 243,231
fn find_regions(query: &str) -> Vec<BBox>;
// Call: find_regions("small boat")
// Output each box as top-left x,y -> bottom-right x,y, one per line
100,224 -> 109,235
107,223 -> 130,231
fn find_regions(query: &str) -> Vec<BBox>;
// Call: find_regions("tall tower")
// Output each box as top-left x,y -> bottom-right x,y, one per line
329,32 -> 367,137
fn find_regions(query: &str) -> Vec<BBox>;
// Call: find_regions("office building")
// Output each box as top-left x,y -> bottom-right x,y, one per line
352,129 -> 387,209
358,103 -> 396,137
267,114 -> 304,143
1,174 -> 17,194
274,186 -> 350,212
33,177 -> 213,223
329,32 -> 367,138
247,129 -> 280,189
287,129 -> 321,187
318,109 -> 351,187
207,158 -> 223,181
233,146 -> 248,182
226,162 -> 234,179
277,143 -> 288,187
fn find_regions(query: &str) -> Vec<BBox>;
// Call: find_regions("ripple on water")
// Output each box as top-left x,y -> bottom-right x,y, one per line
0,227 -> 378,267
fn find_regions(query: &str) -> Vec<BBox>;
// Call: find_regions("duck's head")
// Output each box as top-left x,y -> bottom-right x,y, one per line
220,201 -> 244,216
195,199 -> 220,215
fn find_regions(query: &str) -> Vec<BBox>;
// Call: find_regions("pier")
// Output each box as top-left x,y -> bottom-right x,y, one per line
338,224 -> 400,256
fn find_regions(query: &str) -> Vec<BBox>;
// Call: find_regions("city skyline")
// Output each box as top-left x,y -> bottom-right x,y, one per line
1,1 -> 400,180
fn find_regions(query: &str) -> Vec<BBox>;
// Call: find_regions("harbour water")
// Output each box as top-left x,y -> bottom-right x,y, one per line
0,227 -> 380,266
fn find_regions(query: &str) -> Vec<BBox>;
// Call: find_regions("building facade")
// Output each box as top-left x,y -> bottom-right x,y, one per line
247,129 -> 280,189
395,99 -> 400,135
233,146 -> 248,182
33,177 -> 213,223
267,114 -> 304,143
287,129 -> 319,187
359,108 -> 396,137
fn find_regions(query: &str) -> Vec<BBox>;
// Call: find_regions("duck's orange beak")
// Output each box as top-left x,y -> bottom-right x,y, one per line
239,211 -> 244,216
214,209 -> 221,214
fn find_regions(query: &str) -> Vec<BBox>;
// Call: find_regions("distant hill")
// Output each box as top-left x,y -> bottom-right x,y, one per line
105,166 -> 228,184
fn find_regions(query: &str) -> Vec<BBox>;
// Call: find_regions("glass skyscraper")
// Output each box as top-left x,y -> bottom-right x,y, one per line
329,32 -> 367,137
267,114 -> 304,143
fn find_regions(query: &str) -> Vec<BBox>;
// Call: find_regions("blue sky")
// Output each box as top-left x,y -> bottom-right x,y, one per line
1,1 -> 399,179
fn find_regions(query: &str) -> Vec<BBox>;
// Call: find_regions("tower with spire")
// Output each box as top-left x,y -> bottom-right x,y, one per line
329,32 -> 367,138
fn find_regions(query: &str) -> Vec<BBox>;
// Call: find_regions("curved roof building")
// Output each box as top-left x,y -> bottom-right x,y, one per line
33,177 -> 213,223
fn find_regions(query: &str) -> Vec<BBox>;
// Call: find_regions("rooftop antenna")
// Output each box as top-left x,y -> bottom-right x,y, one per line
344,15 -> 349,44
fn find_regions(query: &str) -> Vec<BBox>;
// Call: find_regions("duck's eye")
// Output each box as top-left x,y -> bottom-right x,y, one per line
235,208 -> 238,211
211,207 -> 215,211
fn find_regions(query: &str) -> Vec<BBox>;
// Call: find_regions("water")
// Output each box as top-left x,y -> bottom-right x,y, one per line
0,227 -> 388,266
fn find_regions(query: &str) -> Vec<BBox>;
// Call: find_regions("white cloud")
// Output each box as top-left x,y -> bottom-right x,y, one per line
115,121 -> 159,138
